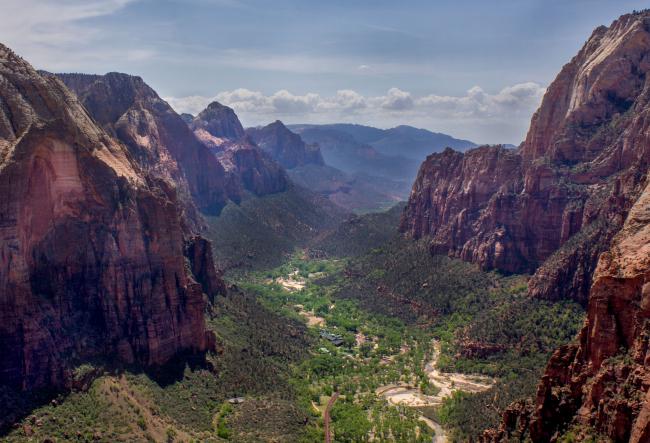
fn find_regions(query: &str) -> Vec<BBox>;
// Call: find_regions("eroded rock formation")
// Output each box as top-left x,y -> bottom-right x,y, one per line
191,101 -> 245,141
54,72 -> 236,216
189,101 -> 288,196
474,11 -> 650,442
400,11 -> 650,305
246,120 -> 325,169
0,45 -> 219,390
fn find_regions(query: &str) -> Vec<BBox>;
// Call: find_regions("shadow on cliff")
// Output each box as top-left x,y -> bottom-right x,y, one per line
142,350 -> 214,387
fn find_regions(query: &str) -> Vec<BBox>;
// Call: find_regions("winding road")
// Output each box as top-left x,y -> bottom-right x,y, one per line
377,341 -> 494,442
323,392 -> 339,443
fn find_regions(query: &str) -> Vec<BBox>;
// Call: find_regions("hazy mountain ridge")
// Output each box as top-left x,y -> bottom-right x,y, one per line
289,123 -> 476,161
289,124 -> 421,180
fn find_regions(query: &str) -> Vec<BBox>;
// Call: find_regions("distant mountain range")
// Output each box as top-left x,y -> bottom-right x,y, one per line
289,123 -> 476,162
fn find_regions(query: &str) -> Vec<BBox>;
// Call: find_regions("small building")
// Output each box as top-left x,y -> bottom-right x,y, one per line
320,330 -> 344,346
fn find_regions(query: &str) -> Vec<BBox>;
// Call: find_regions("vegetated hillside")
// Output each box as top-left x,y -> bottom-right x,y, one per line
1,289 -> 314,442
205,185 -> 348,272
312,202 -> 406,257
290,123 -> 476,161
331,237 -> 584,439
287,164 -> 410,213
290,124 -> 420,180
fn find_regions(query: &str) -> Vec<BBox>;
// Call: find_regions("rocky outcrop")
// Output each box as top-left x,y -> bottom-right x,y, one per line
0,45 -> 219,390
247,120 -> 324,169
54,72 -> 236,216
476,11 -> 650,442
486,174 -> 650,442
400,11 -> 650,304
214,137 -> 288,196
180,113 -> 194,124
188,102 -> 288,196
191,101 -> 245,141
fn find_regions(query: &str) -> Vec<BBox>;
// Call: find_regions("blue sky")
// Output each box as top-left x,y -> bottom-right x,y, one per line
2,0 -> 648,143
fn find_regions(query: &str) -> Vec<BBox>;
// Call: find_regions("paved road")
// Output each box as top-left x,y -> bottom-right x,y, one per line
324,392 -> 339,443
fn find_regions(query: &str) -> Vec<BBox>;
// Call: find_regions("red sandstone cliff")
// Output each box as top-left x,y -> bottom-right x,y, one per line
485,173 -> 650,442
465,11 -> 650,442
188,101 -> 288,196
0,45 -> 219,390
54,72 -> 237,217
400,11 -> 650,304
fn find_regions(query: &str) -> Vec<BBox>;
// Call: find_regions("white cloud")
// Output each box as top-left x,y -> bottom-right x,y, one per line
0,0 -> 147,70
1,0 -> 138,43
380,87 -> 414,110
166,82 -> 545,143
416,82 -> 545,119
324,90 -> 367,112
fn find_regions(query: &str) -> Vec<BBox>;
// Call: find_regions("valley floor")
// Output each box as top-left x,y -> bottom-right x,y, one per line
1,218 -> 586,443
249,255 -> 497,442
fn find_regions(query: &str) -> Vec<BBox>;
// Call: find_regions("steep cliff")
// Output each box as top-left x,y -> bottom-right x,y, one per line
400,11 -> 650,304
189,101 -> 288,196
191,101 -> 245,141
471,11 -> 650,442
486,175 -> 650,442
54,72 -> 236,216
211,137 -> 287,196
0,45 -> 219,390
247,120 -> 325,169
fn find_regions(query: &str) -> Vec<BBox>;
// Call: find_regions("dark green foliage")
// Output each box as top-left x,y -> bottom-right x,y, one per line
331,400 -> 372,442
313,202 -> 406,257
332,237 -> 585,440
227,397 -> 309,442
335,236 -> 499,323
205,185 -> 346,271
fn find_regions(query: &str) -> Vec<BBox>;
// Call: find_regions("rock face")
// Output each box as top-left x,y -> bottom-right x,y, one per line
0,45 -> 219,390
191,101 -> 245,141
487,176 -> 650,443
54,72 -> 235,216
214,137 -> 288,196
474,11 -> 650,442
400,11 -> 650,305
246,120 -> 324,169
189,101 -> 288,196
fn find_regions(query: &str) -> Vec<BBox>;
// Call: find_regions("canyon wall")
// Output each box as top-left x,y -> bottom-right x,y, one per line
400,12 -> 650,305
461,11 -> 650,442
189,102 -> 288,196
54,72 -> 237,217
0,45 -> 219,390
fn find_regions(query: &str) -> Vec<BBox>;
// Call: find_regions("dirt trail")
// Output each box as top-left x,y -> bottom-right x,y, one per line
295,305 -> 326,327
324,392 -> 339,443
377,340 -> 494,442
276,270 -> 305,291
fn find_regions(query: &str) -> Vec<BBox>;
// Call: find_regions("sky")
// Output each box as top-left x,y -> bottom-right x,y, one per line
2,0 -> 649,144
